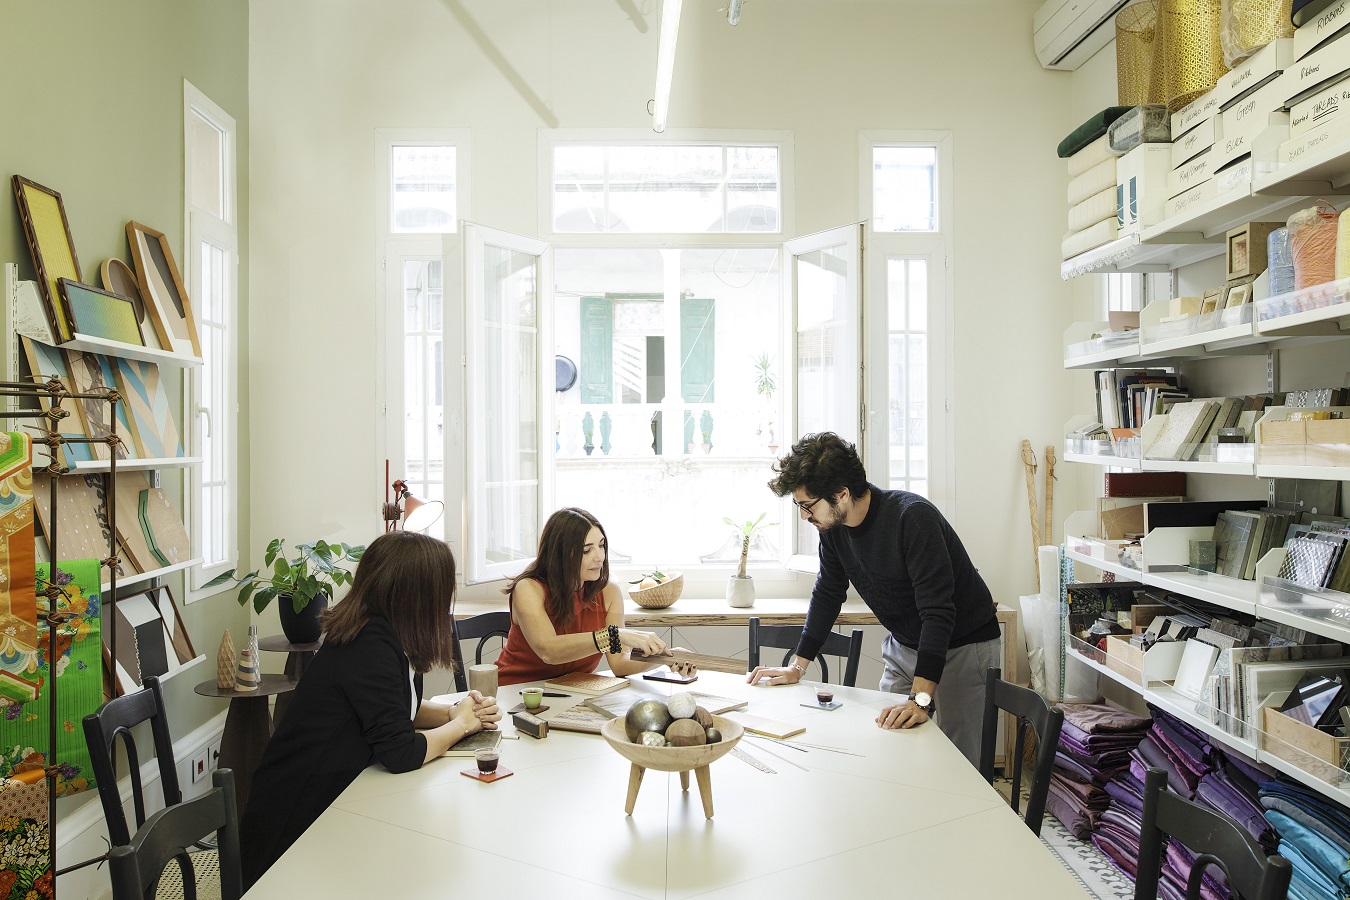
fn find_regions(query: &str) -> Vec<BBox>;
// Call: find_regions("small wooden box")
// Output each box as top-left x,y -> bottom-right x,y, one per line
1104,634 -> 1186,685
1262,706 -> 1350,785
1226,221 -> 1282,281
1306,419 -> 1350,466
1260,419 -> 1307,445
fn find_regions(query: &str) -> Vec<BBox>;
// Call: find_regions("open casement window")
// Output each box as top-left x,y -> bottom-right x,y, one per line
785,224 -> 862,573
452,223 -> 553,584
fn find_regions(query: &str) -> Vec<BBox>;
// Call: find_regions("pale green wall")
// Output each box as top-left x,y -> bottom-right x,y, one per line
0,0 -> 250,813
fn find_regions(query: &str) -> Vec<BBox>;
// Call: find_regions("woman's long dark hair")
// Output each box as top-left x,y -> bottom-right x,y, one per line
321,531 -> 458,674
504,507 -> 609,630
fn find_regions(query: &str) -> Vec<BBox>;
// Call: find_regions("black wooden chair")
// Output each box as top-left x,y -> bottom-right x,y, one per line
82,676 -> 220,897
747,617 -> 864,687
978,667 -> 1064,837
1135,767 -> 1292,900
451,611 -> 512,692
109,768 -> 243,900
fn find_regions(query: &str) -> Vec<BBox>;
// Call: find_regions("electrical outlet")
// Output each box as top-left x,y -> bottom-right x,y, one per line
208,739 -> 222,772
191,749 -> 209,783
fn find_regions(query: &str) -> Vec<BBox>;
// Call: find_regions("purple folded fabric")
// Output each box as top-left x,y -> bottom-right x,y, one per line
1046,786 -> 1096,840
1151,722 -> 1210,780
1152,717 -> 1211,777
1166,839 -> 1232,900
1149,706 -> 1211,754
1105,778 -> 1145,818
1130,757 -> 1148,784
1092,823 -> 1142,880
1061,719 -> 1150,749
1101,804 -> 1144,835
1134,738 -> 1197,800
1054,752 -> 1098,784
1220,749 -> 1275,788
1058,703 -> 1152,734
1196,773 -> 1277,852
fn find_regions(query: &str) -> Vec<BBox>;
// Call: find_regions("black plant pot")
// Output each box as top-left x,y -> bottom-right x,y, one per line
278,591 -> 328,644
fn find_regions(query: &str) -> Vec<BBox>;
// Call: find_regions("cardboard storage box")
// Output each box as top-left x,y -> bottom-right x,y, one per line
1105,634 -> 1186,685
1263,706 -> 1350,785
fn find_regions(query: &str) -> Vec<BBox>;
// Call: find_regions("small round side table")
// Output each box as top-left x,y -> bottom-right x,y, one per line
194,674 -> 298,816
258,636 -> 320,726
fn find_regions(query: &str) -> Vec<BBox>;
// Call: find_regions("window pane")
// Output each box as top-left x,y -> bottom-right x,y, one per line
401,259 -> 444,539
553,247 -> 783,565
887,257 -> 929,492
481,243 -> 539,562
188,110 -> 225,219
873,146 -> 937,232
391,145 -> 456,233
552,144 -> 780,234
197,238 -> 230,567
796,244 -> 849,438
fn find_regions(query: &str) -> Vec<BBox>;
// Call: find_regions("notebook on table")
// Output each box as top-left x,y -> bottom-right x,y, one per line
441,729 -> 502,757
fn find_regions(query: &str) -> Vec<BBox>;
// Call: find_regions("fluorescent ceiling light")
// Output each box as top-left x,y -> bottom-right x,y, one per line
728,0 -> 743,25
652,0 -> 683,133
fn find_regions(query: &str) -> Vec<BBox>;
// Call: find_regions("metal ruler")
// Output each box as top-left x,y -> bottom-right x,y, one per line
730,747 -> 776,774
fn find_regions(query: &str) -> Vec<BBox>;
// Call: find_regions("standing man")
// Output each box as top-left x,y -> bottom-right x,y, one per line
746,432 -> 999,767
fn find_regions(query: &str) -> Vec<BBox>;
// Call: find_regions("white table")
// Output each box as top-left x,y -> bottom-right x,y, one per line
243,672 -> 1089,899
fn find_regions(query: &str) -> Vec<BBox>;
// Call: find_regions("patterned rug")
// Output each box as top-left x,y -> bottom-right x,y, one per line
993,777 -> 1132,899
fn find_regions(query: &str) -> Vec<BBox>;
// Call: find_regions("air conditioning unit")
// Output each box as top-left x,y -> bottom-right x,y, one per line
1034,0 -> 1132,70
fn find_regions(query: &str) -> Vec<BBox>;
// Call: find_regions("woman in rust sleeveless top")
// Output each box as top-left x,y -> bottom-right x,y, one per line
495,508 -> 696,685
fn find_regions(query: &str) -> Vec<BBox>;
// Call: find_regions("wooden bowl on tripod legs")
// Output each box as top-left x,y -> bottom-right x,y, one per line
599,716 -> 745,818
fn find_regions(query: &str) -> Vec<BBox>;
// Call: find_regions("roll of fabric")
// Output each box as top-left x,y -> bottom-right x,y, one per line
1068,135 -> 1114,178
1069,187 -> 1118,234
1288,202 -> 1339,290
1062,218 -> 1120,260
1058,107 -> 1133,159
1336,208 -> 1350,280
1268,226 -> 1295,295
1068,157 -> 1118,206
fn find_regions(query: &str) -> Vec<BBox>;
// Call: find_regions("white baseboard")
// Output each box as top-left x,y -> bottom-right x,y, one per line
54,711 -> 227,900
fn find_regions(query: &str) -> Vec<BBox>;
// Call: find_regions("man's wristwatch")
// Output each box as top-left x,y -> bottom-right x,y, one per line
911,691 -> 933,714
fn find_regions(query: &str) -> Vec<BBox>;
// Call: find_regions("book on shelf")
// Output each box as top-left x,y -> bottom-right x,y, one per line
542,671 -> 630,696
1103,472 -> 1187,498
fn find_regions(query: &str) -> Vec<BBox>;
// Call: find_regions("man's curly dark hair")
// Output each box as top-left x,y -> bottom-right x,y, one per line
767,432 -> 869,501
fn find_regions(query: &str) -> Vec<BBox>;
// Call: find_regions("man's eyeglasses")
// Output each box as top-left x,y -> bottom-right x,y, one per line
793,495 -> 826,513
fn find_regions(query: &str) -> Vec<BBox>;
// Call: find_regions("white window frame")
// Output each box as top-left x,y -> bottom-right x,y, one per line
183,80 -> 239,600
859,131 -> 955,516
376,129 -> 471,548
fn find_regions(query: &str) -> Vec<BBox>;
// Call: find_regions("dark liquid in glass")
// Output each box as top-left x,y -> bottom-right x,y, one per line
816,691 -> 834,705
476,752 -> 500,774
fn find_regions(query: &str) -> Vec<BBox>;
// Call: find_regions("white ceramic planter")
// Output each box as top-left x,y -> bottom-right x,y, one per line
726,576 -> 755,608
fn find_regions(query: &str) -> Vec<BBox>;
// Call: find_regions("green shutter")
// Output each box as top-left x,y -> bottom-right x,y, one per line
579,296 -> 613,404
680,298 -> 715,403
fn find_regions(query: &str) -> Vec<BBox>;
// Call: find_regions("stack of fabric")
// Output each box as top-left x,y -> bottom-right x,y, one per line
1258,780 -> 1350,900
1050,703 -> 1151,840
1059,107 -> 1130,261
1196,749 -> 1279,855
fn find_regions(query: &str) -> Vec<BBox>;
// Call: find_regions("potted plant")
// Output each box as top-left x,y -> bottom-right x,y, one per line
723,513 -> 775,608
203,538 -> 365,643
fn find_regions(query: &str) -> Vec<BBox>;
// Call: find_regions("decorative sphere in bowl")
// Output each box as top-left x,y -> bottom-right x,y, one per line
601,715 -> 745,772
624,699 -> 674,742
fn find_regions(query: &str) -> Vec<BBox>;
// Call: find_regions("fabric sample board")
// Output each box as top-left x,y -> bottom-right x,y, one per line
111,471 -> 159,572
1068,157 -> 1118,207
113,358 -> 183,459
0,560 -> 102,803
62,349 -> 131,461
59,279 -> 143,345
1058,107 -> 1132,158
31,473 -> 133,578
139,487 -> 191,567
13,177 -> 80,342
0,433 -> 38,706
20,337 -> 93,466
1067,135 -> 1114,178
106,589 -> 195,696
1069,187 -> 1117,234
1062,218 -> 1119,260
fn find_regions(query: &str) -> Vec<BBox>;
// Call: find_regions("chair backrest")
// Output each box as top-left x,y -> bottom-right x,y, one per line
1135,767 -> 1292,900
747,618 -> 865,687
451,612 -> 512,692
81,676 -> 182,847
108,768 -> 243,900
978,667 -> 1063,837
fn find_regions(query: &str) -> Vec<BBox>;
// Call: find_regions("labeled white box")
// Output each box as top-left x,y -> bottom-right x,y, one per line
1172,89 -> 1221,140
1169,151 -> 1215,198
1214,157 -> 1255,194
1212,110 -> 1291,172
1218,39 -> 1295,109
1115,144 -> 1172,234
1172,116 -> 1216,168
1164,179 -> 1216,221
1279,115 -> 1350,163
1282,30 -> 1350,105
1294,0 -> 1350,60
1290,74 -> 1350,138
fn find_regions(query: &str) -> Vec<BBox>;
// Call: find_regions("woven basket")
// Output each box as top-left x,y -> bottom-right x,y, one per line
629,573 -> 684,608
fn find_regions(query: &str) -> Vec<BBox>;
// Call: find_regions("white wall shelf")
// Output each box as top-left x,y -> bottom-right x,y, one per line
1253,464 -> 1350,481
1140,458 -> 1255,476
1141,185 -> 1302,243
103,558 -> 202,594
1060,233 -> 1226,280
61,334 -> 203,369
1253,138 -> 1350,196
1063,451 -> 1143,469
70,456 -> 202,473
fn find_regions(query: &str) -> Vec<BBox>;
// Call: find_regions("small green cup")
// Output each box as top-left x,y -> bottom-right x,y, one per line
522,688 -> 543,710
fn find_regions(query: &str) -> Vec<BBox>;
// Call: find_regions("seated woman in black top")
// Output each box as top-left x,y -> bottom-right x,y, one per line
241,531 -> 500,888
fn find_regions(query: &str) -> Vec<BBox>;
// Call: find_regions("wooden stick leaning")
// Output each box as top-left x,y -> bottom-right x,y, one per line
1020,439 -> 1041,591
629,649 -> 747,674
1043,444 -> 1057,546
